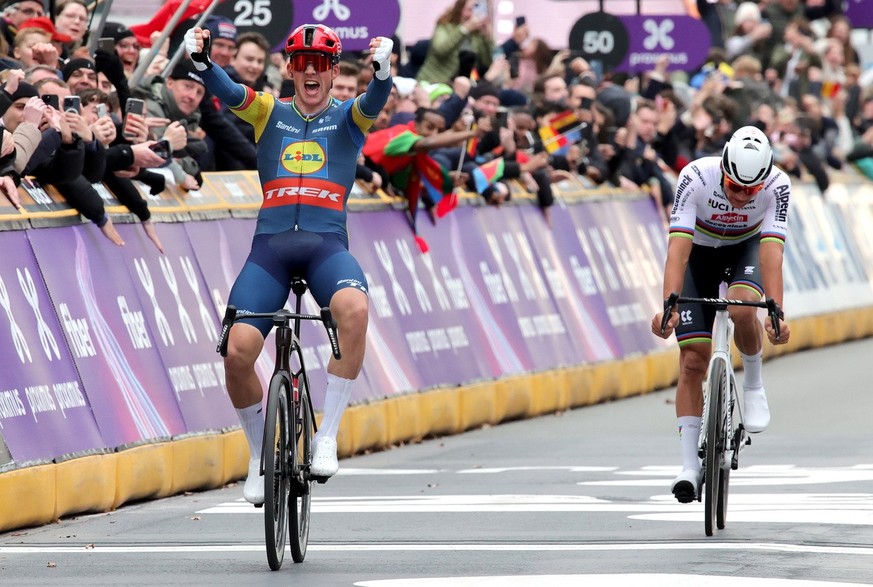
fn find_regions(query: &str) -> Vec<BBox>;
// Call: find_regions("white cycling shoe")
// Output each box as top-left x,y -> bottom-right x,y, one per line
744,388 -> 770,433
243,457 -> 264,505
310,436 -> 339,479
671,468 -> 701,503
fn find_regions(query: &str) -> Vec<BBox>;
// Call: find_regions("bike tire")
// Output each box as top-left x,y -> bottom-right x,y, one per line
288,375 -> 313,563
264,375 -> 290,571
704,359 -> 726,537
716,379 -> 735,530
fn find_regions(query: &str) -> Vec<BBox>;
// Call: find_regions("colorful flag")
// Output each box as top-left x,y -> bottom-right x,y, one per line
362,122 -> 457,250
471,158 -> 505,194
129,0 -> 212,47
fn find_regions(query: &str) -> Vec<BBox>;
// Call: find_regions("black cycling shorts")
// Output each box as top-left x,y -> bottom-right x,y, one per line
674,238 -> 763,346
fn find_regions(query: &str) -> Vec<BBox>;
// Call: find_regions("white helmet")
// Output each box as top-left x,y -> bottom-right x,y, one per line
721,125 -> 773,186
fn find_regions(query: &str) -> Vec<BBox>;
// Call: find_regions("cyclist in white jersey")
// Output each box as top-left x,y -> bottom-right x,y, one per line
651,126 -> 792,503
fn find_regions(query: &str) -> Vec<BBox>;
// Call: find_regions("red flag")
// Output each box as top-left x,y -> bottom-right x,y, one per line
129,0 -> 214,47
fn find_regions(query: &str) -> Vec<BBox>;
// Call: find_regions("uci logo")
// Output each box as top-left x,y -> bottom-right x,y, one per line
642,18 -> 675,51
280,141 -> 327,175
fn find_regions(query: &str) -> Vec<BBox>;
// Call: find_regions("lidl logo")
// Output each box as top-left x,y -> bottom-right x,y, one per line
279,139 -> 327,176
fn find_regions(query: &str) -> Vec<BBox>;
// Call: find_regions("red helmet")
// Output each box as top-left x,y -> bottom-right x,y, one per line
285,24 -> 342,61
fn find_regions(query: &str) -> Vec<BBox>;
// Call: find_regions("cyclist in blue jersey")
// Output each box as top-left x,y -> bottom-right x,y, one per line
185,24 -> 394,505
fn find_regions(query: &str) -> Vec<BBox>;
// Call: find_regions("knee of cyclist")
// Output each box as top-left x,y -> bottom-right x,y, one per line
223,344 -> 257,372
336,300 -> 369,331
680,349 -> 709,377
729,306 -> 758,328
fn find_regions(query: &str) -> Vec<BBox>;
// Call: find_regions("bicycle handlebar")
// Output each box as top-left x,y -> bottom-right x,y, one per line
216,305 -> 342,360
660,293 -> 784,341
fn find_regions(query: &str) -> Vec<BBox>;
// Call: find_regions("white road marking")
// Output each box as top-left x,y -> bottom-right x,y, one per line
2,543 -> 873,556
354,575 -> 868,587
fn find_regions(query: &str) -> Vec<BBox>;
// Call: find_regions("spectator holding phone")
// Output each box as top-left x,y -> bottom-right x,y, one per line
416,0 -> 494,85
142,59 -> 208,190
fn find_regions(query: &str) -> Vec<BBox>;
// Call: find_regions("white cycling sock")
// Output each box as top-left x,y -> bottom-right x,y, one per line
237,403 -> 263,461
740,350 -> 763,390
316,374 -> 354,441
678,416 -> 702,471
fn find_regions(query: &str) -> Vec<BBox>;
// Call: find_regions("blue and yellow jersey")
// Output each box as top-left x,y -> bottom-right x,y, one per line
200,65 -> 391,240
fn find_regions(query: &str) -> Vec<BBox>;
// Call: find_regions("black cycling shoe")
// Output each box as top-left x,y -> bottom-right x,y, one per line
671,469 -> 700,503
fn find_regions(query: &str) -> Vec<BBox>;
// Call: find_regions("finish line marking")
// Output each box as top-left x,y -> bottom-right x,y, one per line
2,542 -> 873,555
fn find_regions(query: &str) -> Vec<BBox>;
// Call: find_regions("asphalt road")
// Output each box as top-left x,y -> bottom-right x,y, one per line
2,337 -> 872,586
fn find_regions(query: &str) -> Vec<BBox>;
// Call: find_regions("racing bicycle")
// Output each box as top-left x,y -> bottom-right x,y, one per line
217,278 -> 341,569
661,292 -> 782,536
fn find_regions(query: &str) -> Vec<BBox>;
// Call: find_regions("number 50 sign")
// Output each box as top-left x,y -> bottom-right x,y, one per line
569,12 -> 711,74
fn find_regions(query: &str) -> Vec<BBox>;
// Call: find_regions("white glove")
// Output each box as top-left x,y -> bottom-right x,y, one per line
184,28 -> 212,71
372,37 -> 393,81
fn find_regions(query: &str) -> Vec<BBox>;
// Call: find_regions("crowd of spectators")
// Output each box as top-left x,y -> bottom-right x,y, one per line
0,0 -> 872,245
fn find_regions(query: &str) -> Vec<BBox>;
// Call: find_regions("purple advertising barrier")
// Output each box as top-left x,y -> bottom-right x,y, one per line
455,205 -> 581,372
28,225 -> 187,449
565,198 -> 669,355
0,230 -> 105,463
616,15 -> 711,74
845,0 -> 873,28
113,223 -> 238,432
350,209 -> 501,395
184,218 -> 348,410
519,204 -> 623,363
291,0 -> 402,52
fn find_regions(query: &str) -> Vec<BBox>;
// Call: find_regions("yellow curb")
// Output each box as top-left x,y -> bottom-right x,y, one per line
458,381 -> 498,431
617,354 -> 650,398
590,360 -> 622,403
564,364 -> 596,407
529,370 -> 569,415
345,401 -> 389,455
170,435 -> 225,494
0,464 -> 56,531
418,387 -> 462,437
384,393 -> 426,446
55,454 -> 116,520
646,349 -> 679,391
493,375 -> 532,422
114,443 -> 174,508
221,429 -> 249,485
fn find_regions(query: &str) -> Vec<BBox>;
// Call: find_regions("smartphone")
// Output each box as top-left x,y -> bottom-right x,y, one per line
96,103 -> 108,118
604,126 -> 618,144
472,0 -> 487,18
63,95 -> 81,114
97,37 -> 115,54
149,139 -> 171,160
515,15 -> 526,27
495,108 -> 509,128
123,98 -> 145,139
42,94 -> 60,110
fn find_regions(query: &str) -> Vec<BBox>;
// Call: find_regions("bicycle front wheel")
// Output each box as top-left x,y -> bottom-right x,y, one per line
704,359 -> 726,537
717,376 -> 737,530
264,375 -> 290,571
288,375 -> 313,563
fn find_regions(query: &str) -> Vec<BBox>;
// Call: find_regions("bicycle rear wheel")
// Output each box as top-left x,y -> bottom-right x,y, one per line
288,375 -> 313,563
264,375 -> 290,570
704,359 -> 726,537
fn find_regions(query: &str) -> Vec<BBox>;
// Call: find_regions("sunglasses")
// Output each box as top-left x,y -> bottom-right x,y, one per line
290,52 -> 334,72
723,175 -> 763,196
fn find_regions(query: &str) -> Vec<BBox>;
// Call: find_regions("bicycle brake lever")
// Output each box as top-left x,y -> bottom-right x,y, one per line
216,305 -> 237,357
765,298 -> 782,341
320,308 -> 342,360
660,292 -> 679,335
